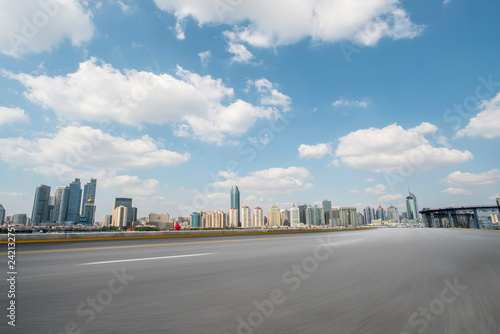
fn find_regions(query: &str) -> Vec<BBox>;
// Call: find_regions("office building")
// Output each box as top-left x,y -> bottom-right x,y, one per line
364,206 -> 375,225
267,205 -> 281,227
358,213 -> 364,226
0,204 -> 5,225
230,186 -> 240,227
81,179 -> 97,216
241,206 -> 251,228
306,206 -> 322,226
376,205 -> 386,221
339,207 -> 357,227
290,205 -> 300,227
190,212 -> 202,228
102,215 -> 112,227
12,214 -> 28,226
253,207 -> 264,227
229,207 -> 239,228
31,184 -> 51,225
280,209 -> 290,226
386,206 -> 400,222
82,195 -> 96,225
298,205 -> 307,226
66,178 -> 82,223
329,208 -> 341,226
52,185 -> 70,222
322,200 -> 332,225
113,198 -> 133,225
112,206 -> 128,228
406,191 -> 419,220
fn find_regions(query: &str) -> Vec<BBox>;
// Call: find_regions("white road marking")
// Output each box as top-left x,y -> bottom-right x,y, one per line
79,253 -> 217,265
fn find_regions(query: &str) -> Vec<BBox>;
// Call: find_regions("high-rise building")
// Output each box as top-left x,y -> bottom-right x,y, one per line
306,206 -> 322,226
496,196 -> 500,212
52,185 -> 70,222
229,207 -> 239,228
280,209 -> 290,226
12,214 -> 28,226
363,206 -> 375,225
102,215 -> 112,227
322,200 -> 332,225
329,208 -> 341,226
406,191 -> 419,220
31,184 -> 51,225
298,205 -> 307,226
241,206 -> 251,228
113,198 -> 133,225
190,212 -> 202,228
290,206 -> 300,227
0,204 -> 5,225
339,207 -> 357,227
357,213 -> 365,226
81,179 -> 97,216
230,186 -> 240,227
253,207 -> 264,227
386,206 -> 400,222
267,205 -> 281,227
66,178 -> 82,223
376,205 -> 386,221
82,195 -> 96,225
112,206 -> 128,228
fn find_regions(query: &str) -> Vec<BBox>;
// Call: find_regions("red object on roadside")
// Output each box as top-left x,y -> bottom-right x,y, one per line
174,223 -> 181,231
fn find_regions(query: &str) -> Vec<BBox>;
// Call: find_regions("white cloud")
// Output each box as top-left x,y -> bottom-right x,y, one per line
153,0 -> 424,49
365,184 -> 386,195
213,167 -> 314,195
225,32 -> 254,63
4,58 -> 289,145
0,106 -> 29,125
101,175 -> 159,197
298,143 -> 332,159
442,187 -> 473,196
444,0 -> 453,5
350,189 -> 360,194
456,92 -> 500,139
443,169 -> 500,186
332,98 -> 368,108
365,177 -> 375,183
248,78 -> 292,111
0,125 -> 190,178
378,194 -> 404,203
0,0 -> 94,57
198,50 -> 211,66
335,122 -> 473,173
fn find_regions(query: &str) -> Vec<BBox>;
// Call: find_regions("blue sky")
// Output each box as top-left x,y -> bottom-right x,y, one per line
0,0 -> 499,221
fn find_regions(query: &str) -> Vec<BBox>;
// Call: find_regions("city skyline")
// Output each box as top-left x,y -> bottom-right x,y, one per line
1,1 -> 500,220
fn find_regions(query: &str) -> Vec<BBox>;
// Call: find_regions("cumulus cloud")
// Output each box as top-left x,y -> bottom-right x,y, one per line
198,50 -> 211,66
0,0 -> 94,57
456,92 -> 500,139
332,98 -> 368,108
4,58 -> 289,144
442,187 -> 473,195
213,167 -> 314,195
0,125 -> 190,178
442,169 -> 500,186
153,0 -> 424,50
335,122 -> 473,173
365,184 -> 386,195
378,194 -> 404,203
0,106 -> 29,125
298,143 -> 332,159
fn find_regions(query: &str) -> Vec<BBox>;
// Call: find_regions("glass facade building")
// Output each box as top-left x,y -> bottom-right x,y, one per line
406,192 -> 419,220
31,184 -> 51,225
66,178 -> 82,223
230,186 -> 240,227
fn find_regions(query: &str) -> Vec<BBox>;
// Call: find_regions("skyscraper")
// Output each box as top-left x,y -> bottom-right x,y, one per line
322,200 -> 332,225
306,206 -> 322,226
406,190 -> 419,220
31,184 -> 51,225
82,195 -> 96,225
52,185 -> 70,222
230,186 -> 240,227
190,212 -> 202,228
81,179 -> 97,216
290,206 -> 300,227
113,198 -> 133,225
280,209 -> 290,226
0,204 -> 5,225
364,206 -> 375,225
298,205 -> 307,226
339,207 -> 357,227
112,206 -> 128,228
386,206 -> 400,222
241,206 -> 251,228
253,207 -> 264,227
66,178 -> 82,223
267,205 -> 281,227
376,205 -> 386,221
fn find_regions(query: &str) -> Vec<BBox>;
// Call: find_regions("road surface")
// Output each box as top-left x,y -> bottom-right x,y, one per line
1,228 -> 499,333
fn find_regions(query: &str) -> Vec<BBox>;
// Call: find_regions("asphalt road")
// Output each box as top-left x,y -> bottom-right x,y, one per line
1,228 -> 499,334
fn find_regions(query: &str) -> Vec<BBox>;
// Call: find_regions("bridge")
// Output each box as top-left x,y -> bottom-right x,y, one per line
420,205 -> 500,229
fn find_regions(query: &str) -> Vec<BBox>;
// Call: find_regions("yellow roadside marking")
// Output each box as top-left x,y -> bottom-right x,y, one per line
0,234 -> 334,255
